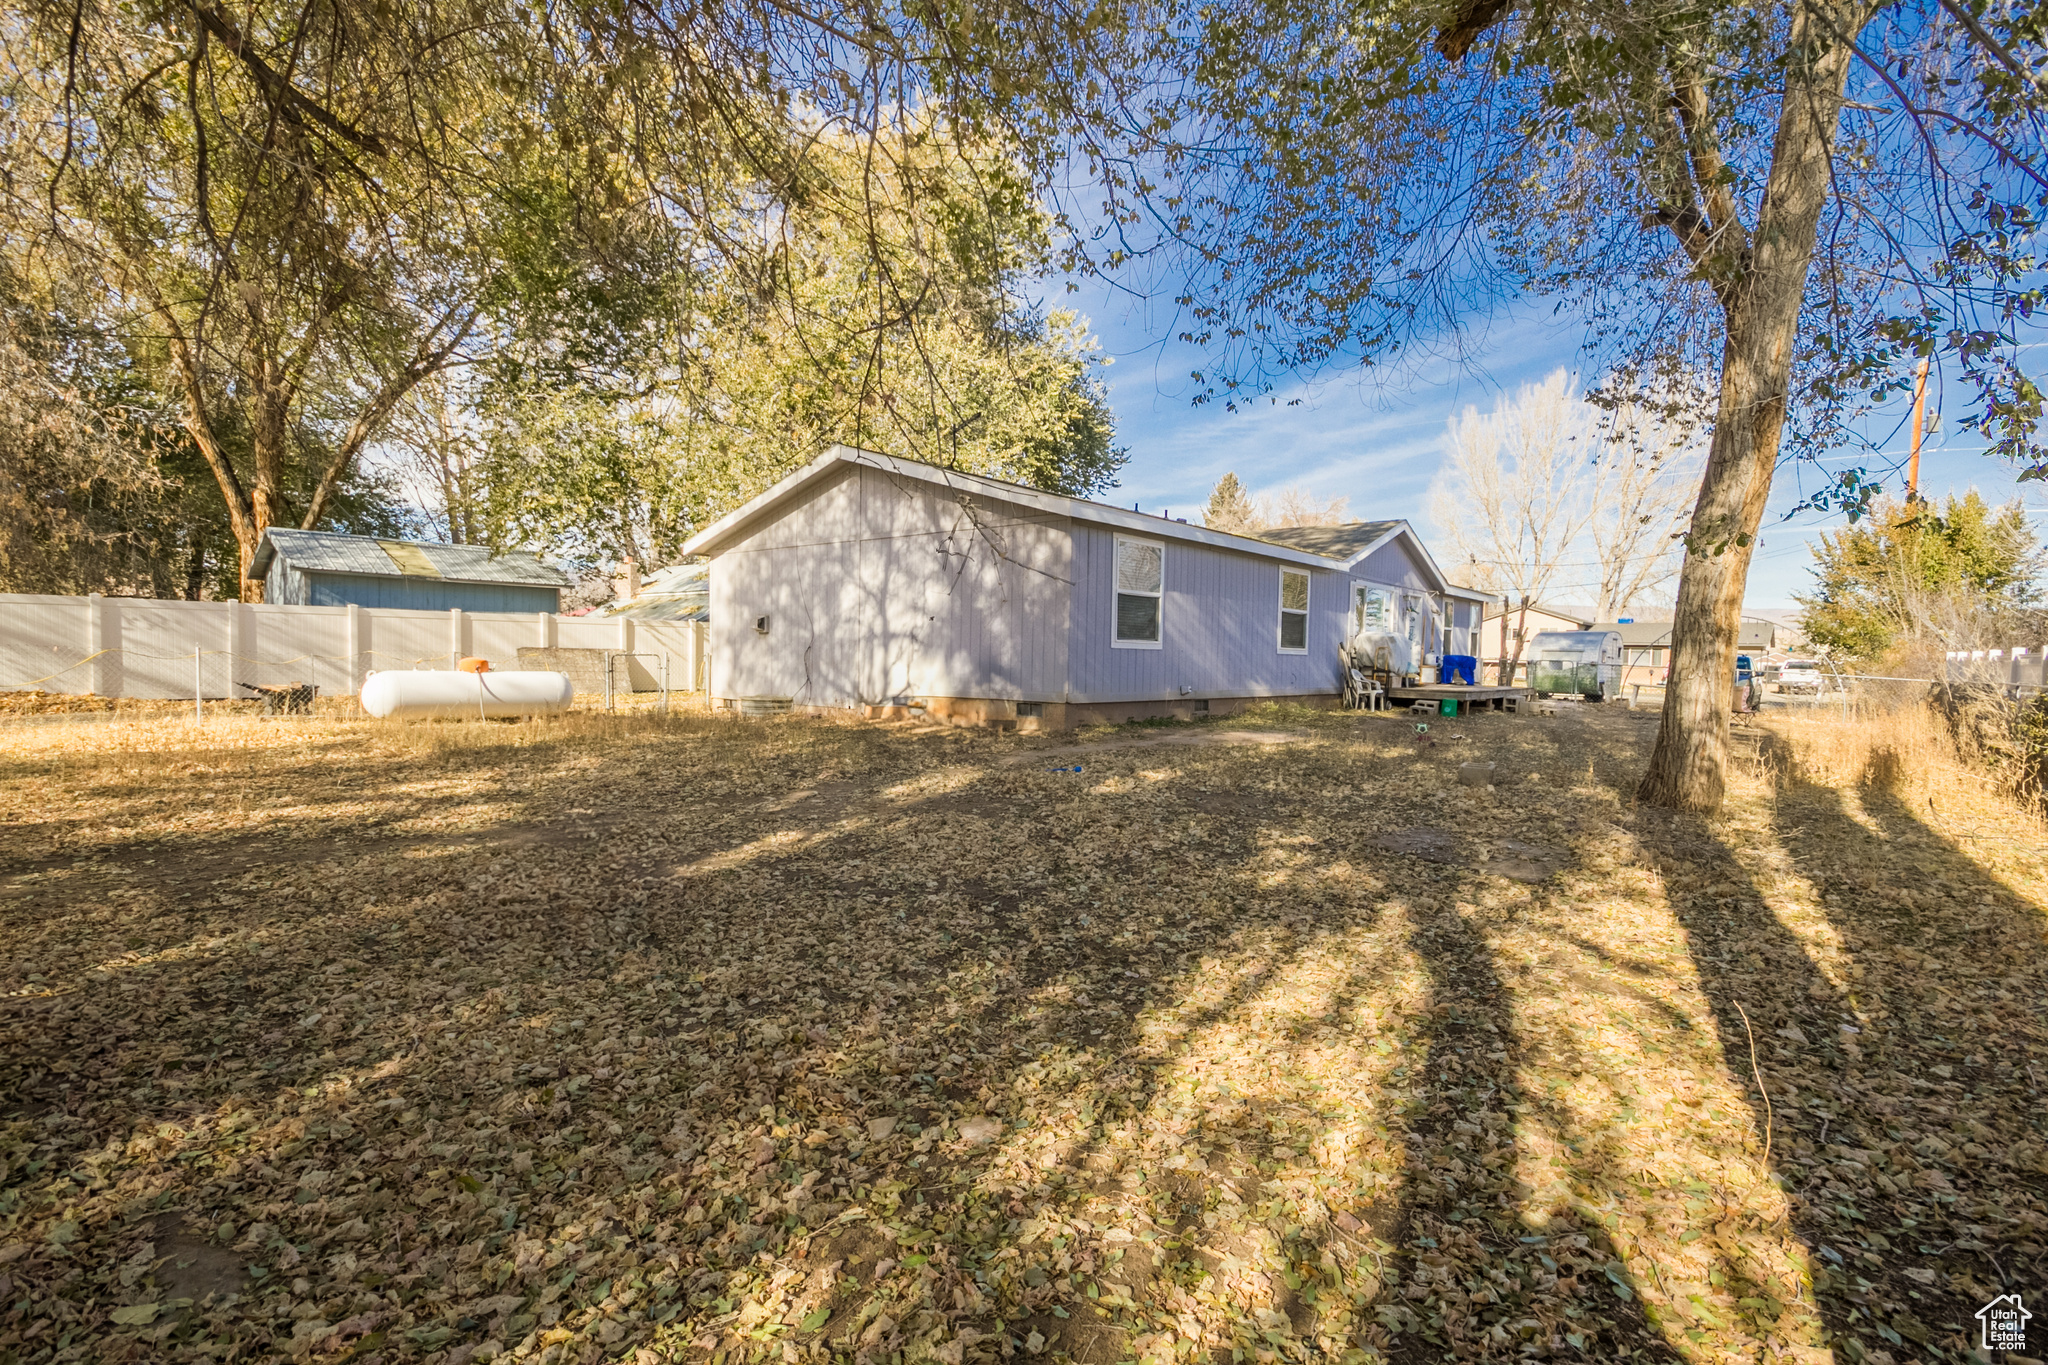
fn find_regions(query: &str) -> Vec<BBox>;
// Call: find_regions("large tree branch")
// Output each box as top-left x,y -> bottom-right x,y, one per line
155,304 -> 255,549
1669,60 -> 1748,255
47,0 -> 83,222
186,0 -> 389,156
1436,0 -> 1516,61
1639,55 -> 1756,302
300,306 -> 477,531
187,23 -> 226,265
1641,99 -> 1721,279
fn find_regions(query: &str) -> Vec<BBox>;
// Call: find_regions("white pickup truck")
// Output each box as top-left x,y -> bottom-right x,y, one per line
1776,659 -> 1827,694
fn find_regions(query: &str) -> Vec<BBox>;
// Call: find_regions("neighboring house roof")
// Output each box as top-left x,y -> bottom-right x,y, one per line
602,564 -> 709,621
1252,519 -> 1455,592
1496,603 -> 1597,628
249,529 -> 569,588
1603,618 -> 1778,649
681,446 -> 1344,570
1444,582 -> 1504,605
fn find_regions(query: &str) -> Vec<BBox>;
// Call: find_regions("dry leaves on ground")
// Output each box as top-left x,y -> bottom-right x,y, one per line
0,700 -> 2041,1365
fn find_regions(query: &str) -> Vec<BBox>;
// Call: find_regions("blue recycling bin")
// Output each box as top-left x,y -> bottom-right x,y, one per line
1440,654 -> 1478,685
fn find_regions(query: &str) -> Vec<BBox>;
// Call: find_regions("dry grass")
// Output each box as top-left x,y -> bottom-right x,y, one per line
0,701 -> 2042,1365
1754,705 -> 1968,799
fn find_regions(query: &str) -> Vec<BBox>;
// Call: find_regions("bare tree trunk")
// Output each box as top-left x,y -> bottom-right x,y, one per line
1507,595 -> 1530,687
161,327 -> 262,601
184,538 -> 207,601
246,374 -> 292,603
1638,3 -> 1862,811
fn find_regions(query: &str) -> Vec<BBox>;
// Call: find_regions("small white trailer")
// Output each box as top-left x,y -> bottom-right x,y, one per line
1527,630 -> 1624,701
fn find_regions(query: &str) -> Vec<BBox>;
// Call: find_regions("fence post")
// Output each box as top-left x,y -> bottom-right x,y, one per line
228,599 -> 246,699
87,593 -> 107,698
660,652 -> 669,713
603,651 -> 614,711
347,603 -> 364,698
195,647 -> 203,723
449,607 -> 465,670
536,610 -> 553,650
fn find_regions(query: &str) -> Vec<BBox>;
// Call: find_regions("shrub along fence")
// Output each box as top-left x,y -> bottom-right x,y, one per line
0,593 -> 707,701
1933,647 -> 2048,808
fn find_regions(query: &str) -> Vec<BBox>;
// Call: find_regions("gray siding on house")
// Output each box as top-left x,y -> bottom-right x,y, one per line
710,464 -> 1073,705
1065,523 -> 1346,702
1350,537 -> 1435,591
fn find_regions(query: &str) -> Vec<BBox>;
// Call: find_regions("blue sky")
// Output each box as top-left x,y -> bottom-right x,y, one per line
1065,278 -> 2044,611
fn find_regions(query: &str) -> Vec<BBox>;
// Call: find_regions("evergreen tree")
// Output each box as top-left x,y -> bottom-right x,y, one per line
1204,472 -> 1257,533
1797,493 -> 2040,664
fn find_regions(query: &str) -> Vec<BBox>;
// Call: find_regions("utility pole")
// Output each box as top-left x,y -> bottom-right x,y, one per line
1907,356 -> 1930,500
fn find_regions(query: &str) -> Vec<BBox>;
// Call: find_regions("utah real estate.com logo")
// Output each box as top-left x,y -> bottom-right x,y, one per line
1979,1293 -> 2031,1354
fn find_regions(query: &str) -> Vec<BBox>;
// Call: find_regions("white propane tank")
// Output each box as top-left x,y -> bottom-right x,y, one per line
360,670 -> 573,720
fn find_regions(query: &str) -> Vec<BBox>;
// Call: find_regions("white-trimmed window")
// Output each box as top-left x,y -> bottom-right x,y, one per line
1113,535 -> 1164,648
1278,570 -> 1309,653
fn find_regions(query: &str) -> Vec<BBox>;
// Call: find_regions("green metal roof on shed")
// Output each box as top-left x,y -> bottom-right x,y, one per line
249,529 -> 570,588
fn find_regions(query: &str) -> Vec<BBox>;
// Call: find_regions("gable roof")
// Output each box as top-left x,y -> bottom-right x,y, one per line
1252,519 -> 1454,592
680,446 -> 1344,570
1250,521 -> 1405,561
249,528 -> 569,588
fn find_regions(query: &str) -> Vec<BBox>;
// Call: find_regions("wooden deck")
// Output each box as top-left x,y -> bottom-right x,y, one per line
1386,684 -> 1528,716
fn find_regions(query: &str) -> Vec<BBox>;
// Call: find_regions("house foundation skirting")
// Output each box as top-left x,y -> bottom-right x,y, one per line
715,693 -> 1339,731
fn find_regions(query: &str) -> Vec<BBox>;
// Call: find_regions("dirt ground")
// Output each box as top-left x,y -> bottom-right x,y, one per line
0,700 -> 2043,1365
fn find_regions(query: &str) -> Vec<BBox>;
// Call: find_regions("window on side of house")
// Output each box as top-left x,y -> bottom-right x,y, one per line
1113,535 -> 1164,647
1279,570 -> 1309,653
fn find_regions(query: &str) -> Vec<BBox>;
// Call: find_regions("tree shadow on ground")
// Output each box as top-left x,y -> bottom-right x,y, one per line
1380,883 -> 1681,1363
1641,736 -> 2048,1365
6,709 -> 1874,1365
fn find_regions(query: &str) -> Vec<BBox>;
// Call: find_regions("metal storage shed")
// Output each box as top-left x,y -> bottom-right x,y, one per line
680,446 -> 1352,730
249,529 -> 569,612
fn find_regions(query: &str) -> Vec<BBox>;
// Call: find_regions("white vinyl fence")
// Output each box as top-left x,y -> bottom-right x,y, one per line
1946,647 -> 2047,691
0,593 -> 708,701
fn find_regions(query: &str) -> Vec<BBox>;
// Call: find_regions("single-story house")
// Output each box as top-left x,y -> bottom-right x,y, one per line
680,447 -> 1479,729
250,528 -> 569,611
1603,616 -> 1781,686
